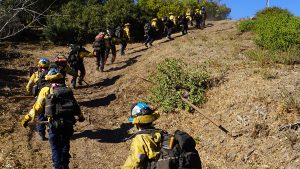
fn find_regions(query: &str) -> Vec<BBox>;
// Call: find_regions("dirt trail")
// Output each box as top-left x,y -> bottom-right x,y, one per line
1,20 -> 300,169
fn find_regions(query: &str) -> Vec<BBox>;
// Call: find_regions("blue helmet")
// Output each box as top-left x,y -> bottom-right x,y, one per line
128,102 -> 158,124
47,67 -> 60,75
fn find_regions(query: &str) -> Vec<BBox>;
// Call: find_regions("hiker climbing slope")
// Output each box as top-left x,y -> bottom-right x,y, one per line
67,44 -> 94,88
122,102 -> 202,169
26,57 -> 50,140
21,67 -> 85,169
105,28 -> 117,64
93,32 -> 106,72
144,21 -> 154,47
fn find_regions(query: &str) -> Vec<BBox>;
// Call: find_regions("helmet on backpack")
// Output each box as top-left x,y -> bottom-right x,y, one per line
124,23 -> 131,26
38,58 -> 50,68
128,102 -> 159,124
54,56 -> 67,67
45,67 -> 63,82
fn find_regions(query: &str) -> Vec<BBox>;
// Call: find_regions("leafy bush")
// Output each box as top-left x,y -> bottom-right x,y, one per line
238,20 -> 255,32
254,12 -> 300,51
149,58 -> 209,112
255,7 -> 293,18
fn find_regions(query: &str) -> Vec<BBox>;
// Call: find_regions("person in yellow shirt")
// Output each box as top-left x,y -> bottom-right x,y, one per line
105,28 -> 117,64
21,67 -> 85,169
26,58 -> 50,140
67,44 -> 94,88
122,102 -> 161,169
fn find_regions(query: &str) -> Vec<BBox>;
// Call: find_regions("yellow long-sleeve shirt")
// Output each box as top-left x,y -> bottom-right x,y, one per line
122,133 -> 161,169
79,50 -> 94,59
26,71 -> 40,93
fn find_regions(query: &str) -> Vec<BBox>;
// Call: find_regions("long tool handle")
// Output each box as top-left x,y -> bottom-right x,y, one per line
181,97 -> 229,134
83,79 -> 90,87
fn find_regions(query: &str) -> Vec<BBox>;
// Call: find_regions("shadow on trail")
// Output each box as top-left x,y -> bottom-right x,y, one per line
72,123 -> 134,143
105,54 -> 142,72
0,50 -> 22,62
158,38 -> 175,44
126,48 -> 148,55
0,67 -> 27,96
77,75 -> 122,89
78,93 -> 116,107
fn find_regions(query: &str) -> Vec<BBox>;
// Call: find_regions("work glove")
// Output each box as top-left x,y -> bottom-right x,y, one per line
21,114 -> 32,128
78,115 -> 85,122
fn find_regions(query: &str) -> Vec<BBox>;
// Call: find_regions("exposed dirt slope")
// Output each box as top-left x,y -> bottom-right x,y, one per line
1,20 -> 300,169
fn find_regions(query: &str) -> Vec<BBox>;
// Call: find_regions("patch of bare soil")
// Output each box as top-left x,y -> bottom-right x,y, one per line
1,20 -> 300,169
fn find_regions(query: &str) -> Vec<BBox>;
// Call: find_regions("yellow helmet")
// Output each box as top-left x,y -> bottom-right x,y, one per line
128,102 -> 159,124
124,23 -> 131,26
37,58 -> 50,68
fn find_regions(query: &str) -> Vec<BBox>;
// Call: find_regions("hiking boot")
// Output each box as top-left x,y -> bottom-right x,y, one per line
78,80 -> 83,85
144,43 -> 148,48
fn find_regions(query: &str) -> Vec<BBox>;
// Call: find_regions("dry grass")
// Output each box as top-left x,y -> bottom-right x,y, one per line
1,20 -> 300,169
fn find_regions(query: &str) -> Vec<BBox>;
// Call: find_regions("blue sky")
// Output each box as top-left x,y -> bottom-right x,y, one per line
221,0 -> 300,20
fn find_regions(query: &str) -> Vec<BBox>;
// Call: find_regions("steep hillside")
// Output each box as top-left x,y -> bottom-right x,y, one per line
1,20 -> 300,169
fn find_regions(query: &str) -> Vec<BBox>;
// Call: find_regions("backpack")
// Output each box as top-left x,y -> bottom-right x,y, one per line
93,34 -> 105,51
45,86 -> 81,125
115,26 -> 123,38
67,47 -> 80,66
32,70 -> 48,97
136,129 -> 202,169
144,23 -> 151,34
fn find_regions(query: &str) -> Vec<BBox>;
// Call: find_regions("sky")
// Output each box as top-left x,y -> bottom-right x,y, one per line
221,0 -> 300,20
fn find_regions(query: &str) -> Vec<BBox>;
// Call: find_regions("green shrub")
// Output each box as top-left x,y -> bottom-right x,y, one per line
238,20 -> 255,32
255,7 -> 293,18
254,12 -> 300,51
149,58 -> 209,112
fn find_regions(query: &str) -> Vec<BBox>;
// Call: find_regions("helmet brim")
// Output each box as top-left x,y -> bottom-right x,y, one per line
131,112 -> 160,124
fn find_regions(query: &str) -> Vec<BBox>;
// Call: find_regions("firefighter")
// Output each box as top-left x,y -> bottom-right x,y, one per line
21,67 -> 85,169
122,102 -> 161,169
93,32 -> 106,72
26,57 -> 50,140
67,44 -> 94,88
105,28 -> 117,64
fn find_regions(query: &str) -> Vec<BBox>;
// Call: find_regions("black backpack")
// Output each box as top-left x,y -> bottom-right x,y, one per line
93,35 -> 105,51
136,129 -> 202,169
115,26 -> 123,38
68,47 -> 84,66
32,70 -> 48,97
45,86 -> 81,124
